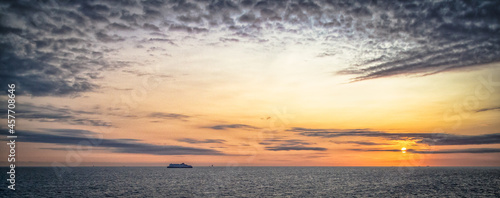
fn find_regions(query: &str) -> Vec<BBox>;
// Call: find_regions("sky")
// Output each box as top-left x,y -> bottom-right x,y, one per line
0,0 -> 500,167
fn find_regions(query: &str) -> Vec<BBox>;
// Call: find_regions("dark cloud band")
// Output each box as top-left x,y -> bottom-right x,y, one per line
260,138 -> 327,151
266,146 -> 327,151
205,124 -> 260,130
10,129 -> 226,156
289,127 -> 500,146
148,112 -> 190,120
177,138 -> 226,144
0,103 -> 112,127
350,148 -> 500,154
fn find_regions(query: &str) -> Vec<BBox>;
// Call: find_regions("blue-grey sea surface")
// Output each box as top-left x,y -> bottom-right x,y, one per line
2,167 -> 499,197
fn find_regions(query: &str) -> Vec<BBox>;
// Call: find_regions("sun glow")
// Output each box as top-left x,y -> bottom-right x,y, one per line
401,147 -> 407,154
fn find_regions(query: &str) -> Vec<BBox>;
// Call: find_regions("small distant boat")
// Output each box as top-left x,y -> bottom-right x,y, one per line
167,163 -> 193,168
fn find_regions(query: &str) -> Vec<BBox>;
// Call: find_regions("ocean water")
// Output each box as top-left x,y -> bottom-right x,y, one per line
2,167 -> 499,197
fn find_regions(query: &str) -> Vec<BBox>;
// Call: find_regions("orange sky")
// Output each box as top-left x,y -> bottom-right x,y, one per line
2,52 -> 499,167
1,0 -> 500,167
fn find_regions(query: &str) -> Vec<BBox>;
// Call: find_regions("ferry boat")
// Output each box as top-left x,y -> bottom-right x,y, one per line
167,163 -> 193,168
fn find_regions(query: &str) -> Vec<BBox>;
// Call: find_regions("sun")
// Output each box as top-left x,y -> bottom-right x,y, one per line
401,147 -> 407,153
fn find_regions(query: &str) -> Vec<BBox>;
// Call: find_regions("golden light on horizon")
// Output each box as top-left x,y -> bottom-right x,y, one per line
1,0 -> 500,169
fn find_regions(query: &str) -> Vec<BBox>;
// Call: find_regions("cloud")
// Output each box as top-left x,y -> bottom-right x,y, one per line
168,24 -> 208,34
143,23 -> 160,31
416,133 -> 500,146
106,22 -> 134,31
78,3 -> 110,23
289,127 -> 389,138
260,138 -> 326,151
205,124 -> 259,130
148,112 -> 190,120
95,32 -> 125,42
2,0 -> 499,97
334,1 -> 500,81
177,138 -> 226,144
0,103 -> 112,127
350,148 -> 500,154
413,148 -> 500,154
122,69 -> 172,78
0,45 -> 98,96
266,146 -> 327,151
290,127 -> 500,146
43,128 -> 98,137
12,129 -> 226,156
219,37 -> 239,43
0,1 -> 130,96
147,38 -> 177,45
331,141 -> 393,146
65,119 -> 112,127
476,106 -> 500,113
259,138 -> 312,146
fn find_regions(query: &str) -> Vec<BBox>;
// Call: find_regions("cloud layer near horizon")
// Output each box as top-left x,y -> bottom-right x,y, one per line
289,127 -> 500,154
1,0 -> 499,96
351,148 -> 500,154
13,129 -> 226,156
290,127 -> 500,146
260,138 -> 327,151
0,103 -> 112,127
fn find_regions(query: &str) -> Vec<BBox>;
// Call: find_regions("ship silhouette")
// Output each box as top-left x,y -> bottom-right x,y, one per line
167,163 -> 193,168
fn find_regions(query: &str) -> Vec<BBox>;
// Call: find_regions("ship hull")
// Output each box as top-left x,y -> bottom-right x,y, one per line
167,166 -> 192,168
167,163 -> 193,168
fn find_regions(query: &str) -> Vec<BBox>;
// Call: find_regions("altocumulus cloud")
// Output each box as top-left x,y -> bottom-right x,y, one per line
1,0 -> 499,96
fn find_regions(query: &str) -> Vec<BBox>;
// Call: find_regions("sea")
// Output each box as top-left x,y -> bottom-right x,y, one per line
2,167 -> 499,197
